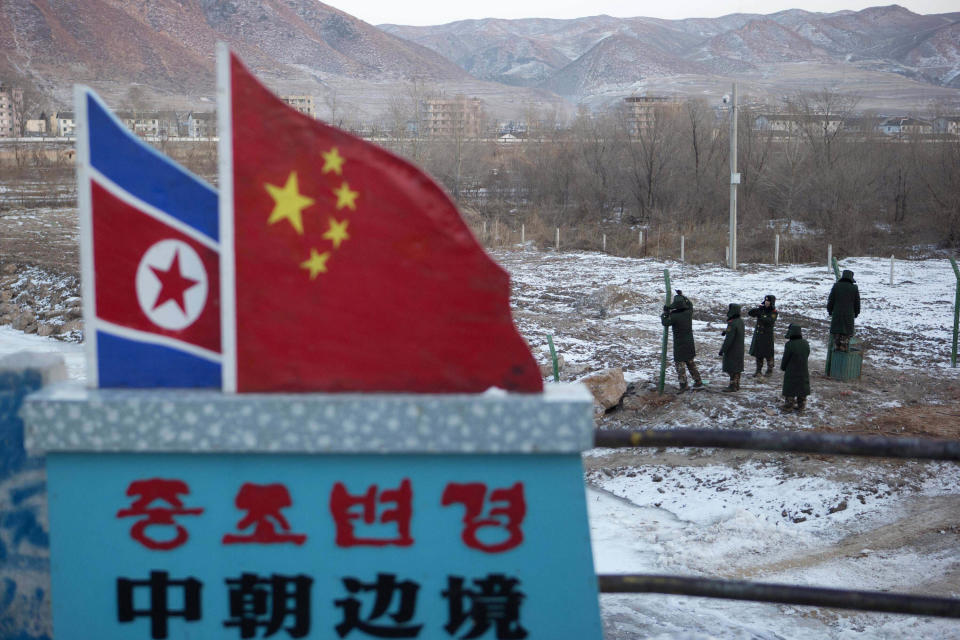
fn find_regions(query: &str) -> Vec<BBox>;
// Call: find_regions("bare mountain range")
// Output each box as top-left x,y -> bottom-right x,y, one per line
0,1 -> 958,118
382,5 -> 960,98
0,0 -> 477,112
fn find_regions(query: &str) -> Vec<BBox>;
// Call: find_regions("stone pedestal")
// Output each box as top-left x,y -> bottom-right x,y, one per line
25,383 -> 603,640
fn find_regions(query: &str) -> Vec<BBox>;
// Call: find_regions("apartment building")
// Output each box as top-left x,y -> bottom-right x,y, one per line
422,96 -> 485,139
623,95 -> 680,136
0,85 -> 23,137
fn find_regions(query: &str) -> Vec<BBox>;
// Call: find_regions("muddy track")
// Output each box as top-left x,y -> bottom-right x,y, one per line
735,494 -> 960,592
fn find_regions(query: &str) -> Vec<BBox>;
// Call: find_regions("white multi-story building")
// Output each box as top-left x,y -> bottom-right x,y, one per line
51,111 -> 75,137
0,85 -> 23,137
187,111 -> 217,138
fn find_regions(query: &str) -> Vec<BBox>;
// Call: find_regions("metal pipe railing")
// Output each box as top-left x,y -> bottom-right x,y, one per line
597,575 -> 960,619
594,427 -> 960,461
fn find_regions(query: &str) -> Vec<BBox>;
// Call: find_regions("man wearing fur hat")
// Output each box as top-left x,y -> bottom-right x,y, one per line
781,323 -> 811,411
827,270 -> 860,352
660,290 -> 703,392
719,303 -> 745,392
747,295 -> 778,377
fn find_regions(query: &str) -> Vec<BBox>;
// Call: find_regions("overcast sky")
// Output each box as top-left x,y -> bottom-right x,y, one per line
331,1 -> 956,26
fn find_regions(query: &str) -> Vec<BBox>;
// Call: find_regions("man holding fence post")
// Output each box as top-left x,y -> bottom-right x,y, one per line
660,290 -> 703,392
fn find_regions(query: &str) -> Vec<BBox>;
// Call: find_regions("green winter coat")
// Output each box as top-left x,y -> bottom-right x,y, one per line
827,270 -> 860,336
780,324 -> 810,397
661,295 -> 696,362
720,303 -> 745,374
747,295 -> 777,359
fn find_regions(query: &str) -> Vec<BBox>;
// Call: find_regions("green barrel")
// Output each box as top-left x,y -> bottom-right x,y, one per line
829,337 -> 862,381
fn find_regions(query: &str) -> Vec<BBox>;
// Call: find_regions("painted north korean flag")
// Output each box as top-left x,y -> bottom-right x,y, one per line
76,87 -> 221,388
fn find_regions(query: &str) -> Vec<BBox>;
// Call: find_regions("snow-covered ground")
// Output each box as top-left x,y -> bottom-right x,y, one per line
3,249 -> 959,638
0,326 -> 85,380
500,250 -> 959,373
494,248 -> 960,639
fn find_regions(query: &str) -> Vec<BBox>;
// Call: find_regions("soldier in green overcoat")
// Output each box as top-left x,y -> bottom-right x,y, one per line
660,291 -> 702,391
719,303 -> 744,392
780,323 -> 811,411
827,269 -> 860,351
747,294 -> 778,377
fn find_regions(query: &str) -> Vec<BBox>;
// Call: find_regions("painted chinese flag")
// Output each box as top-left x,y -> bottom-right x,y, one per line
219,50 -> 542,393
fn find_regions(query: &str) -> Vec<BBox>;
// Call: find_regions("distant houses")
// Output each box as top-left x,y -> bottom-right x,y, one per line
186,111 -> 217,138
281,95 -> 316,119
752,112 -> 944,138
51,111 -> 75,137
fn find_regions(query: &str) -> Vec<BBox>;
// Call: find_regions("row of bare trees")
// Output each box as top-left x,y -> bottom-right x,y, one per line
376,89 -> 960,257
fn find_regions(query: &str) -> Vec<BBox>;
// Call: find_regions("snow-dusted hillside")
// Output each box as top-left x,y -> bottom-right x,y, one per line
381,5 -> 960,100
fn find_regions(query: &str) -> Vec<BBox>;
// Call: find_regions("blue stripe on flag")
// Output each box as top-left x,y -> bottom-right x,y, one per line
96,331 -> 221,388
86,93 -> 218,241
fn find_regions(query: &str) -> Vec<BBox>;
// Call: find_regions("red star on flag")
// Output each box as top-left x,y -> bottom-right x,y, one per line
150,250 -> 200,314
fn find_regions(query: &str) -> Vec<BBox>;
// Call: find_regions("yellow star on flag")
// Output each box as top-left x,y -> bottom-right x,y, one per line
300,248 -> 330,280
265,172 -> 315,235
323,217 -> 350,249
321,147 -> 344,175
333,182 -> 359,211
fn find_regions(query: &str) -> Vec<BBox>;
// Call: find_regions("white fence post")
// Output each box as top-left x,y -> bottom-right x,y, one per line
775,233 -> 780,266
555,227 -> 559,251
602,234 -> 607,252
726,246 -> 730,266
890,254 -> 895,286
827,244 -> 832,271
680,235 -> 685,263
639,231 -> 643,249
483,220 -> 487,239
521,224 -> 525,244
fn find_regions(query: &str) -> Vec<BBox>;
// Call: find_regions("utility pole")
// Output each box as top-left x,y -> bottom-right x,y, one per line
729,82 -> 739,270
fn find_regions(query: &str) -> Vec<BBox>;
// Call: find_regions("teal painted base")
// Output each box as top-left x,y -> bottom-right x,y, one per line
829,339 -> 862,381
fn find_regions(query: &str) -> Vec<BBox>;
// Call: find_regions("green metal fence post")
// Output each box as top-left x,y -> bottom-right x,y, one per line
546,334 -> 560,382
951,258 -> 959,368
658,269 -> 671,394
825,256 -> 841,375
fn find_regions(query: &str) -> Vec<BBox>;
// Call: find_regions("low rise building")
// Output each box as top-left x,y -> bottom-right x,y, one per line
933,116 -> 960,136
281,95 -> 316,118
187,111 -> 217,138
753,113 -> 844,136
879,116 -> 933,136
50,111 -> 75,137
25,117 -> 47,136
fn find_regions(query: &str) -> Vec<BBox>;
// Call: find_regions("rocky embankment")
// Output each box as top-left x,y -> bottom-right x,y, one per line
0,262 -> 82,341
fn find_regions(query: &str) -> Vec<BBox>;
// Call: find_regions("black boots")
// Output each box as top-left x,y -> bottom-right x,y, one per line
723,373 -> 741,392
